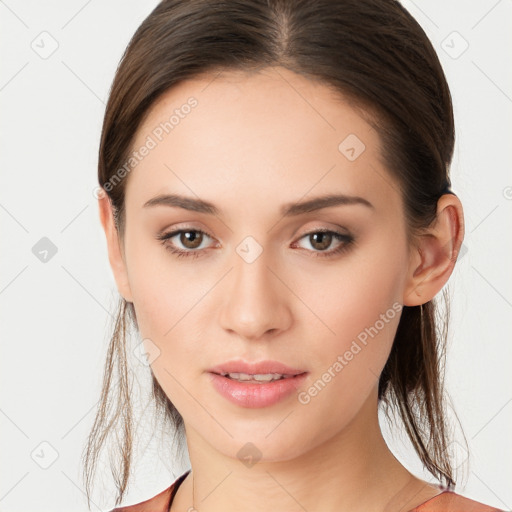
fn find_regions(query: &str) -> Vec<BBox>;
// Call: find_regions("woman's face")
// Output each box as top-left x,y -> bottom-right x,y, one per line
117,66 -> 415,462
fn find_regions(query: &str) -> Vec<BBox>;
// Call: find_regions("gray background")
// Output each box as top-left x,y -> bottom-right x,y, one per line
0,1 -> 511,511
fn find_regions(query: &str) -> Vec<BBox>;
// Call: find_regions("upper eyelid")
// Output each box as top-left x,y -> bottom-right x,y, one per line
159,226 -> 215,242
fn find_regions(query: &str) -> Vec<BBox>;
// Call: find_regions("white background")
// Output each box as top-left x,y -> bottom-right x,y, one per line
0,1 -> 511,511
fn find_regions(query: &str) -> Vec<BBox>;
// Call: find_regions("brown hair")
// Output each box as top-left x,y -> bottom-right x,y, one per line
82,0 -> 467,508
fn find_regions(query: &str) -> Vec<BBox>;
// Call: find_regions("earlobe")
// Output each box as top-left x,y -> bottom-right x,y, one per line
97,191 -> 134,302
403,194 -> 465,306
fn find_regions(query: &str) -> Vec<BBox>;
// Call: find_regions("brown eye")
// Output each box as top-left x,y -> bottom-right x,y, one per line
308,232 -> 333,251
293,229 -> 355,259
179,230 -> 203,249
156,228 -> 215,259
157,227 -> 354,260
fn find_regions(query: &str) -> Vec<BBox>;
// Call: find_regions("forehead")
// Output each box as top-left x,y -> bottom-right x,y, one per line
134,66 -> 377,153
125,66 -> 399,219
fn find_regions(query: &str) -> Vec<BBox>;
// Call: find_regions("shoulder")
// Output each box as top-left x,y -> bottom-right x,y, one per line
108,470 -> 190,512
108,485 -> 173,512
410,490 -> 509,512
108,486 -> 173,512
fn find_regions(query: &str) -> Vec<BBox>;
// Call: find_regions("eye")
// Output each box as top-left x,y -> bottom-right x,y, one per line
156,228 -> 216,259
293,229 -> 354,258
156,227 -> 355,259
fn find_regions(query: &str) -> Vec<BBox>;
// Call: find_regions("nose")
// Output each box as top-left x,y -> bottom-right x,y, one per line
218,246 -> 292,341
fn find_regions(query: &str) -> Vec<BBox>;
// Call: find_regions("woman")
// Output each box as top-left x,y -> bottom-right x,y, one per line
82,0 -> 506,510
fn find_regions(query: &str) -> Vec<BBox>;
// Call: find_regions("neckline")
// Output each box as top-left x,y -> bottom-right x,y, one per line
168,469 -> 191,511
168,471 -> 450,511
407,489 -> 451,511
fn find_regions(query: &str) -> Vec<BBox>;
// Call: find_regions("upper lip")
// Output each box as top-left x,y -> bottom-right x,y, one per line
208,359 -> 307,376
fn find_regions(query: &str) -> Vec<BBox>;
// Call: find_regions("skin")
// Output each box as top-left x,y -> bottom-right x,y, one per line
99,66 -> 464,512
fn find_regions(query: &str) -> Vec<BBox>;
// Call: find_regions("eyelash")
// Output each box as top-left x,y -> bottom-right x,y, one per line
156,227 -> 355,260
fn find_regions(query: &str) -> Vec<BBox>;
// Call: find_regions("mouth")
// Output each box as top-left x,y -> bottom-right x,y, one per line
213,371 -> 307,383
208,359 -> 307,379
208,369 -> 309,408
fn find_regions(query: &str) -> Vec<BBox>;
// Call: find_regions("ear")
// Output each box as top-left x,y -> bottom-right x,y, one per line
98,190 -> 134,302
403,193 -> 465,306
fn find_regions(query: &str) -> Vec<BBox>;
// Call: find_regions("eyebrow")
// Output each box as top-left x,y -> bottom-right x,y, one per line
142,193 -> 374,216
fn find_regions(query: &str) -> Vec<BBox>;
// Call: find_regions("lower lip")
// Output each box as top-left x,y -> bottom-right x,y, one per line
208,372 -> 308,408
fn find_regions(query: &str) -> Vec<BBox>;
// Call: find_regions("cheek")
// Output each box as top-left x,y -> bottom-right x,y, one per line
123,226 -> 203,338
294,238 -> 407,403
124,234 -> 216,401
298,237 -> 406,348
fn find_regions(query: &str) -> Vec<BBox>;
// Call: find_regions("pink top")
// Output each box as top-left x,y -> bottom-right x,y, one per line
110,470 -> 508,512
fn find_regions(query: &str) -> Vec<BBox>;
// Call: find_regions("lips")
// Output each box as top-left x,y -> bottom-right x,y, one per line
208,359 -> 307,377
208,369 -> 309,408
